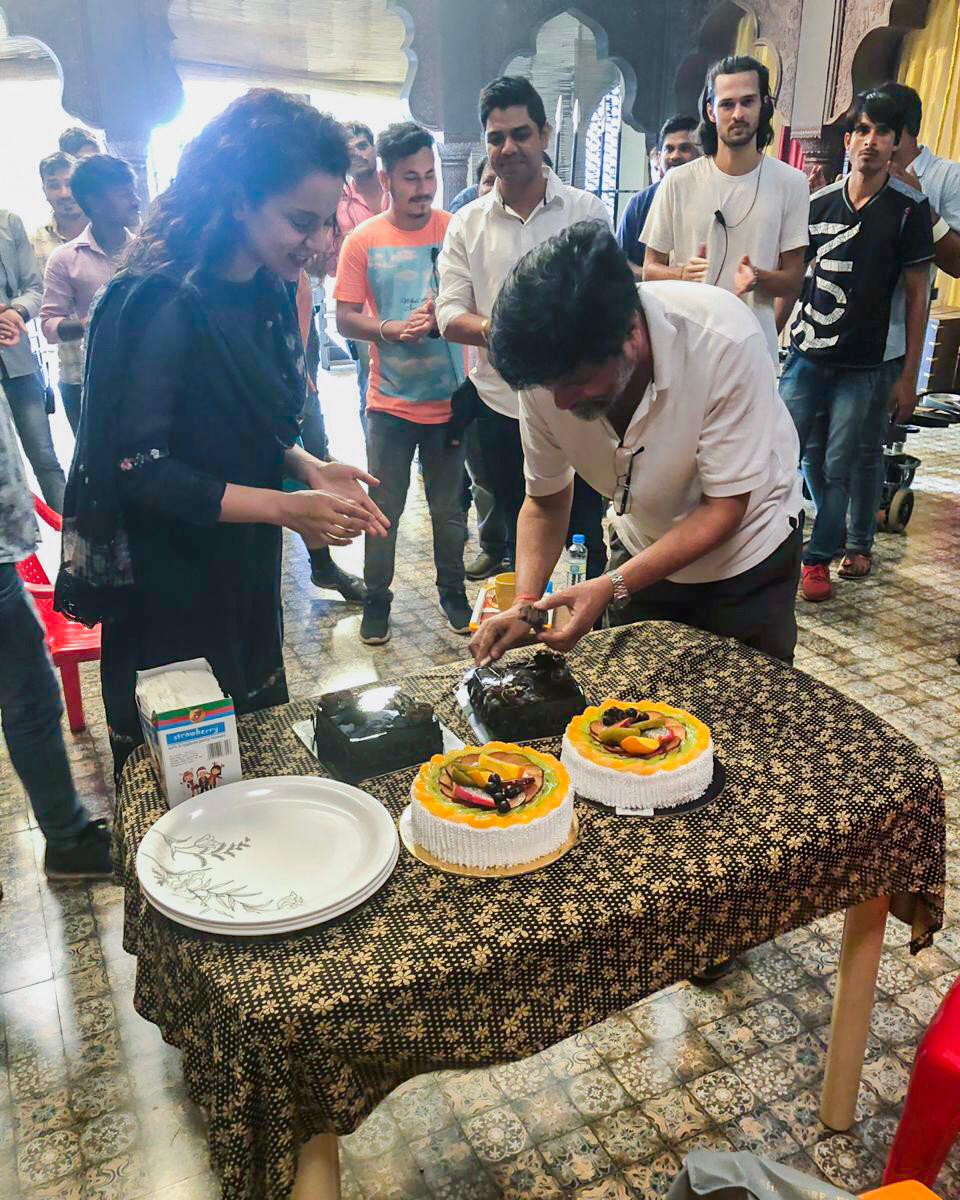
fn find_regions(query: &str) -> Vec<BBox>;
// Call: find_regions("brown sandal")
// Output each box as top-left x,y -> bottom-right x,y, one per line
838,552 -> 872,579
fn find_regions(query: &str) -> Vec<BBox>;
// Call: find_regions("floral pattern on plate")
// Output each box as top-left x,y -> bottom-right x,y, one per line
142,834 -> 304,920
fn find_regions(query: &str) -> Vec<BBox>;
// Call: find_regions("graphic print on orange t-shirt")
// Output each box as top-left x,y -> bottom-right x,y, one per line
334,209 -> 462,424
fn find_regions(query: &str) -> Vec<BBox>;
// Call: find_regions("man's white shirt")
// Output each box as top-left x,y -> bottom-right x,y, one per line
640,155 -> 810,362
886,143 -> 960,360
519,281 -> 803,584
436,166 -> 611,419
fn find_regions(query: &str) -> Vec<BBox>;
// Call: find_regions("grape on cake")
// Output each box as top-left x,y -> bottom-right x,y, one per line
561,700 -> 713,810
409,743 -> 573,869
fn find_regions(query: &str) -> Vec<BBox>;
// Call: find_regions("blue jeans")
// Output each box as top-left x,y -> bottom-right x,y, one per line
0,563 -> 89,848
364,411 -> 467,605
780,351 -> 896,566
834,357 -> 903,555
464,422 -> 507,561
2,370 -> 66,511
60,382 -> 83,435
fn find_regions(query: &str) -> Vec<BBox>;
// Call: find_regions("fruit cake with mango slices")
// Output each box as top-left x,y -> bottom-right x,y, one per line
409,742 -> 573,869
561,700 -> 713,810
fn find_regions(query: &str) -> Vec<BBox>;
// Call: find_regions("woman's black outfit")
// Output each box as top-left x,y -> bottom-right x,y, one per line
55,267 -> 306,781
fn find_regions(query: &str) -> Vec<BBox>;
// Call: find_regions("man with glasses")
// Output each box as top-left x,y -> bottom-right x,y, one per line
469,220 -> 803,667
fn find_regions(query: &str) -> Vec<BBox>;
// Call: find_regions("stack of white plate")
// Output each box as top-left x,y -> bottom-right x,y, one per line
135,776 -> 399,935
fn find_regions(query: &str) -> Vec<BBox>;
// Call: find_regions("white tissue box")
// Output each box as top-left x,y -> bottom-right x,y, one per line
135,658 -> 242,807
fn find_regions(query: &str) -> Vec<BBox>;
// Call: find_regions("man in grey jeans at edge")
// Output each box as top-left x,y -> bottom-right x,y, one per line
0,207 -> 66,511
0,388 -> 111,886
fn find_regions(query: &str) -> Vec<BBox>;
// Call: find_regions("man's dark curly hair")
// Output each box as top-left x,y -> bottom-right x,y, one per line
123,89 -> 350,278
490,220 -> 639,389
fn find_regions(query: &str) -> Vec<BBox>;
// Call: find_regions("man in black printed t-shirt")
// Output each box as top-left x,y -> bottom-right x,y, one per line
779,89 -> 933,603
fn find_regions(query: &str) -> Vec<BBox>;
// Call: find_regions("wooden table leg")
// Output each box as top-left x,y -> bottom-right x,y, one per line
292,1132 -> 340,1200
820,894 -> 890,1131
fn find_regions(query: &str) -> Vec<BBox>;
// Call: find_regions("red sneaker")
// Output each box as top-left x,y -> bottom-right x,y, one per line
801,563 -> 832,602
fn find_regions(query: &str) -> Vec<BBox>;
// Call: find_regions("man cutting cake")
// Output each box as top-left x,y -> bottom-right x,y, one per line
469,220 -> 803,667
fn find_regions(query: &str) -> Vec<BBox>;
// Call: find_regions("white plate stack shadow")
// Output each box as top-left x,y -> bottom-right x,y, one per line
135,776 -> 399,935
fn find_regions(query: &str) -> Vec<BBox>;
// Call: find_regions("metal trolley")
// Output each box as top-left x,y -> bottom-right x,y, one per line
877,394 -> 960,534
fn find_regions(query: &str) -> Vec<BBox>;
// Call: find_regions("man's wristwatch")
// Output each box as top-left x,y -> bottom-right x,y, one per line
605,570 -> 631,609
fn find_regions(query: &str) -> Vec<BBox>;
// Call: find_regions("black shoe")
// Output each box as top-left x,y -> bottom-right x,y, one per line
439,591 -> 473,635
689,957 -> 735,986
44,818 -> 113,881
310,561 -> 367,603
360,602 -> 391,645
465,551 -> 509,582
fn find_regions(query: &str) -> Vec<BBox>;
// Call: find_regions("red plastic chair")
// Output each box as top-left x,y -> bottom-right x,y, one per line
15,497 -> 101,734
883,975 -> 960,1188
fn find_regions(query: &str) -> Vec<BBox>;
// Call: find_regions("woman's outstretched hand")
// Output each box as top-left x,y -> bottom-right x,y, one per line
280,488 -> 381,548
302,461 -> 389,538
278,461 -> 389,546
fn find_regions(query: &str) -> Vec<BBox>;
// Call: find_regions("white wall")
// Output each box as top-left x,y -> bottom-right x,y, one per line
616,121 -> 649,225
0,72 -> 409,236
149,79 -> 409,194
0,76 -> 87,233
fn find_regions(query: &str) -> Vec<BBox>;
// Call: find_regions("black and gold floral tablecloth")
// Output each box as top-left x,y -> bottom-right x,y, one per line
114,622 -> 945,1200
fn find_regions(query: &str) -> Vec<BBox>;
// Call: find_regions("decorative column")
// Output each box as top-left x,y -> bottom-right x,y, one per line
437,139 -> 481,206
779,0 -> 928,179
793,126 -> 845,180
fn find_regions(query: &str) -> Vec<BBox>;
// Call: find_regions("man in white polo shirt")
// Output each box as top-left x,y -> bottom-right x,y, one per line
470,221 -> 804,666
434,75 -> 612,579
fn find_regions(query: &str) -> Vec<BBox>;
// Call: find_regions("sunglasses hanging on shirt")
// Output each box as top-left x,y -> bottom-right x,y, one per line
614,443 -> 644,516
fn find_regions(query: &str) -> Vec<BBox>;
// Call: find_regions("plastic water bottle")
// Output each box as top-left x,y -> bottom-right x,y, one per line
565,534 -> 587,588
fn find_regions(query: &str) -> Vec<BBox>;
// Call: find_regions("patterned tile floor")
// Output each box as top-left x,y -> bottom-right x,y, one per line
1,371 -> 959,1198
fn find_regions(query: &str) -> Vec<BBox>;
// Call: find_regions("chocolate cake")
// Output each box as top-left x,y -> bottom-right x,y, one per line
312,685 -> 442,783
463,650 -> 588,742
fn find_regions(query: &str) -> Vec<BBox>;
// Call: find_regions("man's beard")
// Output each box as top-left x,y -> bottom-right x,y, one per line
568,358 -> 634,422
570,397 -> 615,422
721,122 -> 758,148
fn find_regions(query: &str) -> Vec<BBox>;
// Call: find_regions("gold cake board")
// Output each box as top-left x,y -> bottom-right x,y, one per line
398,808 -> 579,878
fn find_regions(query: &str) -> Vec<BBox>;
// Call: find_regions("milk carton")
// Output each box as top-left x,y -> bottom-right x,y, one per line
135,658 -> 242,807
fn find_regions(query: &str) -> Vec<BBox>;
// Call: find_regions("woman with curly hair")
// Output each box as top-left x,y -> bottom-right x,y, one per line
55,89 -> 388,780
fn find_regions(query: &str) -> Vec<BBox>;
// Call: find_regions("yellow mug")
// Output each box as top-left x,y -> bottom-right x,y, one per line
494,571 -> 516,611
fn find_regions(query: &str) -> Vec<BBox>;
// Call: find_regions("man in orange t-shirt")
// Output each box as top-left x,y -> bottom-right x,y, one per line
335,122 -> 467,646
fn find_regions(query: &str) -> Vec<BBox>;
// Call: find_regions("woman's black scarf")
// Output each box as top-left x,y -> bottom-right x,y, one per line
54,266 -> 306,627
